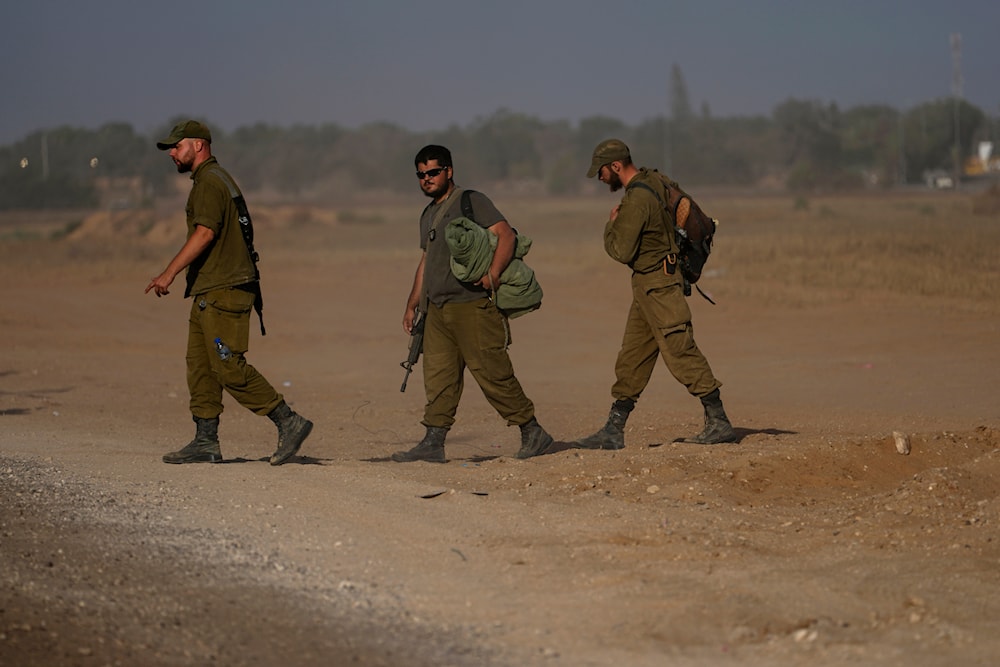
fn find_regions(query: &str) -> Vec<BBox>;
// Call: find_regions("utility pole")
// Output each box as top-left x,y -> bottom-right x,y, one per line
897,108 -> 906,186
950,33 -> 963,188
664,81 -> 673,175
41,131 -> 49,182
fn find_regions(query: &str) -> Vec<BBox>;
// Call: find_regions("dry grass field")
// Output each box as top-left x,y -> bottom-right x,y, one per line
2,186 -> 999,666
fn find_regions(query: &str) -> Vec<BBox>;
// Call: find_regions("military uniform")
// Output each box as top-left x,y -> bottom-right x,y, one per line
418,187 -> 535,429
151,119 -> 312,465
604,167 -> 721,402
184,157 -> 283,419
578,137 -> 734,448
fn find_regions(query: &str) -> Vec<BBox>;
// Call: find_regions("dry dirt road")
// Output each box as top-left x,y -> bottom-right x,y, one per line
2,190 -> 998,666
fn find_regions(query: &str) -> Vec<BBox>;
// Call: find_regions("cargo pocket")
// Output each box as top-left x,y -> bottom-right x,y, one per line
205,288 -> 254,352
640,283 -> 692,332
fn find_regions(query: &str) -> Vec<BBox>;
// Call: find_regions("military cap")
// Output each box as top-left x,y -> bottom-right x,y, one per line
586,138 -> 631,178
156,120 -> 212,150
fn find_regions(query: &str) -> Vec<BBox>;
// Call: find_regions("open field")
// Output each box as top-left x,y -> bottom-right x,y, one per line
2,188 -> 999,666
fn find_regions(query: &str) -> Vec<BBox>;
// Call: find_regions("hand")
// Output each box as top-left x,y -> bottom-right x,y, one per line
145,271 -> 174,297
610,205 -> 620,222
475,271 -> 499,291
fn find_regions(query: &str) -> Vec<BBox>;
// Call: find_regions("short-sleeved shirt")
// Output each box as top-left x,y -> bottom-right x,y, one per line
184,157 -> 259,297
419,187 -> 504,306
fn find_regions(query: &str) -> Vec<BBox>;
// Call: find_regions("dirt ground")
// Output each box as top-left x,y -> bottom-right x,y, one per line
1,188 -> 998,667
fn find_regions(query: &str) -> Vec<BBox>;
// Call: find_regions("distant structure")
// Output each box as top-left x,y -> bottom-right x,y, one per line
950,33 -> 963,187
964,141 -> 1000,177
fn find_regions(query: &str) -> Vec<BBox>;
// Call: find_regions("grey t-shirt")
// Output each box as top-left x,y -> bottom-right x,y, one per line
419,187 -> 504,306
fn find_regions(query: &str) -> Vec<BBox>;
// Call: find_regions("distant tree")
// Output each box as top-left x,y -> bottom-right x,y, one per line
0,127 -> 104,209
669,64 -> 694,125
840,105 -> 900,186
338,121 -> 416,193
901,98 -> 985,181
576,115 -> 628,162
666,64 -> 695,176
466,109 -> 544,182
4,95 -> 997,206
773,98 -> 860,190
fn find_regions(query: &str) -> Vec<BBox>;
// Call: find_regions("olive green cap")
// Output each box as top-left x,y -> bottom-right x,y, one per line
586,138 -> 631,178
156,120 -> 212,150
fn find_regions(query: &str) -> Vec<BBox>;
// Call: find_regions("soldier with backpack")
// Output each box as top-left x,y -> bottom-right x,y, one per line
391,144 -> 555,463
577,139 -> 736,448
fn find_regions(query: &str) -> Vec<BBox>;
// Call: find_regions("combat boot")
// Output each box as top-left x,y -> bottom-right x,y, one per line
163,416 -> 222,464
516,417 -> 554,459
684,389 -> 736,444
391,427 -> 447,463
268,402 -> 314,465
575,399 -> 634,450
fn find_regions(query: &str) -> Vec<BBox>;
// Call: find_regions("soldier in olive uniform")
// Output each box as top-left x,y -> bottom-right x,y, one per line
146,120 -> 312,465
392,144 -> 554,463
577,139 -> 736,449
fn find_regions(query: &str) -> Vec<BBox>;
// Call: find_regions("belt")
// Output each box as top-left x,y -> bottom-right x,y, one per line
634,254 -> 677,275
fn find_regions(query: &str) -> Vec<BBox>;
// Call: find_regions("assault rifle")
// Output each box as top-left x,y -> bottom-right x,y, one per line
399,308 -> 425,392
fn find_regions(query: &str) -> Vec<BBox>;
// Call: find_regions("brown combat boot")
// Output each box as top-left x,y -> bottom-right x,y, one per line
516,417 -> 554,459
163,416 -> 222,464
268,402 -> 313,465
683,389 -> 736,444
575,399 -> 634,450
392,427 -> 447,463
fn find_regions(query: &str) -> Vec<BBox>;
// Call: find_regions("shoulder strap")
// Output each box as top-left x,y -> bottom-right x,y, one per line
206,166 -> 260,266
630,178 -> 716,304
627,180 -> 676,236
427,187 -> 464,231
205,166 -> 266,336
461,189 -> 475,221
627,180 -> 666,211
626,179 -> 680,261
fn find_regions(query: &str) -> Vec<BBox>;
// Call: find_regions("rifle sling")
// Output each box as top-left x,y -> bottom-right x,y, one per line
206,166 -> 266,336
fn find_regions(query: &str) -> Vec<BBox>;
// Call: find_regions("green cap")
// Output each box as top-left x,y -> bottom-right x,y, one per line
586,138 -> 631,178
156,120 -> 212,150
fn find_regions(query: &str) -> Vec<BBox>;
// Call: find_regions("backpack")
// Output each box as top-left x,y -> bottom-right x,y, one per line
627,171 -> 718,303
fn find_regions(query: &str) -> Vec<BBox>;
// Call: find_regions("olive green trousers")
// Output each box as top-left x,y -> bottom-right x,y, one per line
421,298 -> 535,429
186,286 -> 283,419
611,273 -> 721,402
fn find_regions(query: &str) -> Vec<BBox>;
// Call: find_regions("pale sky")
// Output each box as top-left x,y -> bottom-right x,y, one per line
1,1 -> 997,145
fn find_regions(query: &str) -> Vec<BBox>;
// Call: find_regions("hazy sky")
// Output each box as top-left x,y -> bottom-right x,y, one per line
1,1 -> 997,146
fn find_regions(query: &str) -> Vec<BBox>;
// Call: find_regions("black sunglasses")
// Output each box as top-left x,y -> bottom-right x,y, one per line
416,167 -> 447,179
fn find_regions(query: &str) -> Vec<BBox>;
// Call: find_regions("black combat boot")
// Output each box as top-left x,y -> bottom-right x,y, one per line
684,389 -> 736,444
575,399 -> 634,450
516,417 -> 554,459
267,402 -> 314,465
391,427 -> 447,463
163,416 -> 222,464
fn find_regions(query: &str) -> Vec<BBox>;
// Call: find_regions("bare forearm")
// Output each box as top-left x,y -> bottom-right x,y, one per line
476,221 -> 515,289
145,225 -> 215,296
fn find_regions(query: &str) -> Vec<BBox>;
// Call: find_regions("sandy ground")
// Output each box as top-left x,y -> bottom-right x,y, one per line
1,190 -> 998,667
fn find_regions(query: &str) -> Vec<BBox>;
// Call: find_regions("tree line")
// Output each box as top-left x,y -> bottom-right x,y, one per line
1,75 -> 995,210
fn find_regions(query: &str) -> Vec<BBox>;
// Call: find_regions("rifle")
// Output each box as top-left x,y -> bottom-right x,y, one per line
399,308 -> 425,392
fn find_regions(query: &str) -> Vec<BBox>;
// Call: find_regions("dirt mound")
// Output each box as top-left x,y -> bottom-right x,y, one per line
66,208 -> 182,245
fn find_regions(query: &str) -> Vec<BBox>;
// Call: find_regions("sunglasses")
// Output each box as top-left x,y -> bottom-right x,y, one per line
416,167 -> 447,179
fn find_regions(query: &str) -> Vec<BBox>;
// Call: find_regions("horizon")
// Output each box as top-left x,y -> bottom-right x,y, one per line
2,1 -> 998,147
